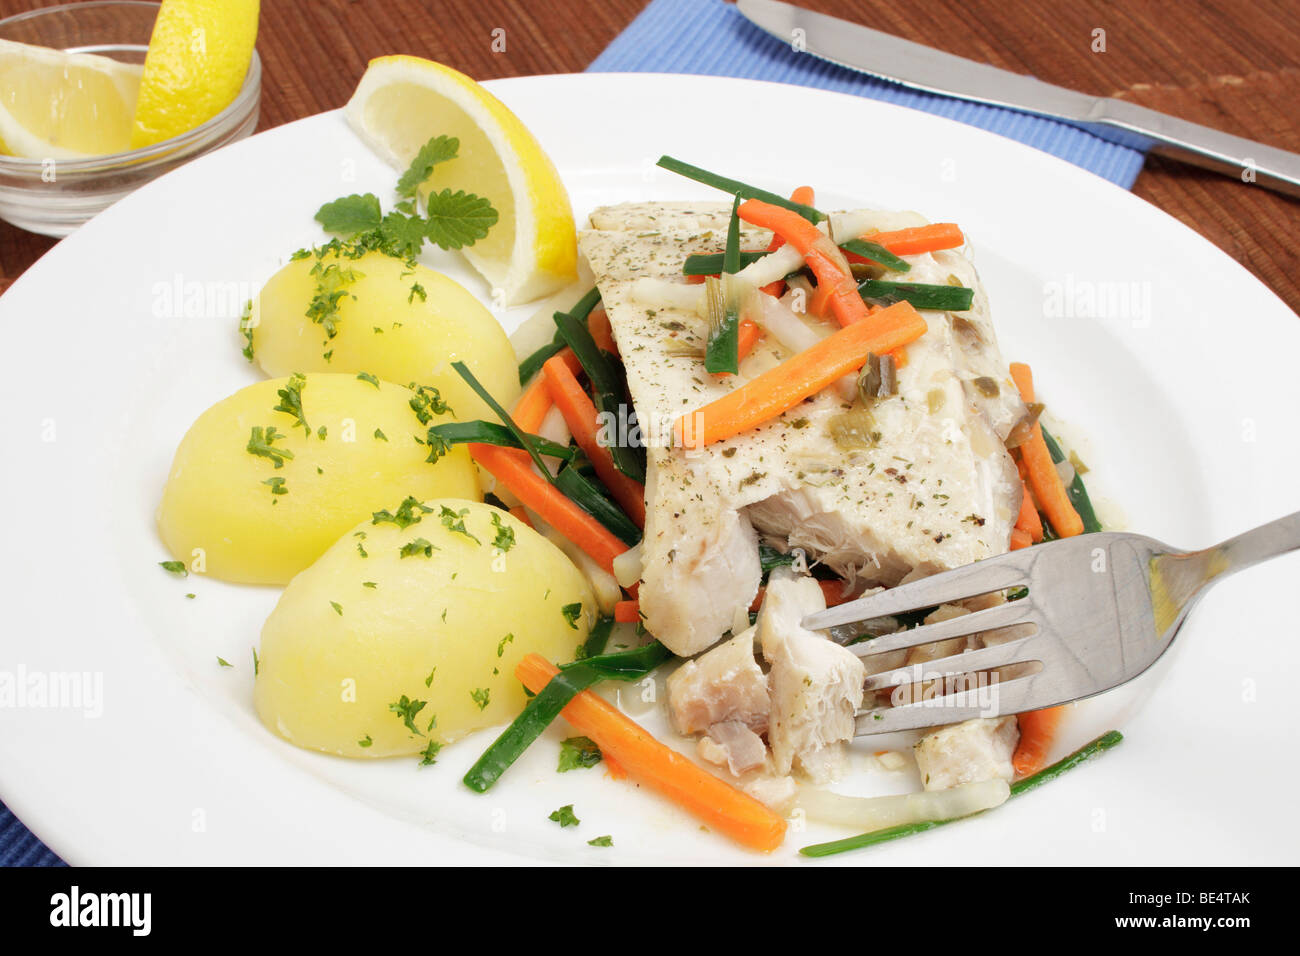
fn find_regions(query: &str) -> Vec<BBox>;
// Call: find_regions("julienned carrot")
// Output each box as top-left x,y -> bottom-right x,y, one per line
676,301 -> 927,448
717,319 -> 764,377
470,443 -> 627,575
887,347 -> 908,370
1016,481 -> 1044,542
614,599 -> 640,623
513,348 -> 579,432
588,308 -> 619,358
1008,363 -> 1084,538
516,653 -> 787,852
767,186 -> 815,251
862,223 -> 964,256
1013,706 -> 1066,776
738,198 -> 868,328
508,506 -> 534,529
1010,528 -> 1032,550
542,355 -> 646,528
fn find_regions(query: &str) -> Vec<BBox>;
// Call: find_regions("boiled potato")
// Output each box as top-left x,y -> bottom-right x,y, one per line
254,499 -> 596,757
249,251 -> 520,423
157,373 -> 478,585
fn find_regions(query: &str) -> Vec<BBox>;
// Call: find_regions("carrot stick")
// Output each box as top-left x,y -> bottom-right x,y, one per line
613,599 -> 640,623
469,443 -> 627,575
739,198 -> 869,328
861,223 -> 964,256
676,301 -> 927,448
588,308 -> 620,359
1013,706 -> 1065,776
737,318 -> 763,360
542,355 -> 646,528
1010,528 -> 1033,550
886,347 -> 908,370
1015,480 -> 1044,542
1008,363 -> 1084,538
767,186 -> 815,251
508,506 -> 534,529
513,348 -> 579,432
516,654 -> 787,852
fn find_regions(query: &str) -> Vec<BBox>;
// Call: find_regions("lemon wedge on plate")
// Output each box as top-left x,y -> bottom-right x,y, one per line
343,55 -> 577,305
129,0 -> 260,149
0,39 -> 142,158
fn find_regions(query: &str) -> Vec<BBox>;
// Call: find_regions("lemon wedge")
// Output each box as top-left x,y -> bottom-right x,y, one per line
129,0 -> 259,149
343,55 -> 577,305
0,39 -> 142,158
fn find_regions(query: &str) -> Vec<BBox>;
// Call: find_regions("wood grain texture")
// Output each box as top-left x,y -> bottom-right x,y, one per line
1,0 -> 1297,312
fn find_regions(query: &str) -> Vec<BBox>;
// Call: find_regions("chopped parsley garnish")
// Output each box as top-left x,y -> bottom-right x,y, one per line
408,383 -> 452,424
159,560 -> 188,577
418,739 -> 442,766
470,687 -> 491,711
496,633 -> 514,658
356,371 -> 381,389
356,540 -> 368,558
373,428 -> 388,441
439,505 -> 479,544
330,600 -> 343,616
362,581 -> 378,589
400,537 -> 435,558
262,476 -> 288,497
239,299 -> 255,362
587,836 -> 613,848
561,602 -> 583,630
273,372 -> 310,434
372,496 -> 433,529
252,647 -> 260,676
558,736 -> 602,773
247,425 -> 294,468
397,134 -> 459,197
317,425 -> 327,440
490,512 -> 516,552
408,282 -> 426,304
216,656 -> 232,668
424,667 -> 436,688
388,695 -> 427,736
358,735 -> 373,748
548,804 -> 580,828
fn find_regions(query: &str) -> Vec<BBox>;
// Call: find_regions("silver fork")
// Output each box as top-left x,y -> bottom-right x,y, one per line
801,512 -> 1300,736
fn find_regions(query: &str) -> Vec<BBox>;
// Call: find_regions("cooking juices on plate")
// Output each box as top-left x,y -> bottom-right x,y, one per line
154,56 -> 1118,857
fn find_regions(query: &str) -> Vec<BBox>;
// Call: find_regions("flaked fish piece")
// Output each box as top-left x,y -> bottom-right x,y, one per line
759,570 -> 865,784
666,625 -> 769,736
580,201 -> 1025,656
914,716 -> 1020,791
697,720 -> 769,777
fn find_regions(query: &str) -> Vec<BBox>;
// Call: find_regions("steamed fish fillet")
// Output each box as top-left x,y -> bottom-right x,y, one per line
579,202 -> 1025,656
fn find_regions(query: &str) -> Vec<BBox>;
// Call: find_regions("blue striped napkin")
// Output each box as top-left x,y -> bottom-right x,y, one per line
588,0 -> 1145,188
0,0 -> 1147,872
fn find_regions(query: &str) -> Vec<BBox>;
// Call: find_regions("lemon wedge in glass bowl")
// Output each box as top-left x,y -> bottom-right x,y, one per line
343,55 -> 578,306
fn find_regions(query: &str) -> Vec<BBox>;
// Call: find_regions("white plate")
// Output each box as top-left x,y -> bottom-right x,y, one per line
1,74 -> 1297,866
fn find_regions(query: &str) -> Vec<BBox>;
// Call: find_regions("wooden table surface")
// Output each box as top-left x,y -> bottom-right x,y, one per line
2,0 -> 1298,311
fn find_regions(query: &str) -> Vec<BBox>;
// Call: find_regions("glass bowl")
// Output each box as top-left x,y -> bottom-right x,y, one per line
0,1 -> 261,237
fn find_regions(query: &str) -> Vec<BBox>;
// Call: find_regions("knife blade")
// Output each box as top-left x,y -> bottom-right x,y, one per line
737,0 -> 1300,198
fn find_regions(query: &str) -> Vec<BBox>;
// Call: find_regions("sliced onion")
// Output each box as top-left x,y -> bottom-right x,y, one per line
797,777 -> 1009,828
734,242 -> 803,288
750,289 -> 827,353
611,541 -> 643,589
629,277 -> 704,313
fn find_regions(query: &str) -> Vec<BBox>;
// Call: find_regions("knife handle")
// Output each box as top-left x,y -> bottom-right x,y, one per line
1089,98 -> 1300,199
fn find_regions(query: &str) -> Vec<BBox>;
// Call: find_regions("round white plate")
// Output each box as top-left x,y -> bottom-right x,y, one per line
1,74 -> 1297,866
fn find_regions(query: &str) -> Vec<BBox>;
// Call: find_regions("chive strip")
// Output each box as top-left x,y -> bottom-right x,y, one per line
759,543 -> 797,573
451,361 -> 553,478
462,641 -> 670,792
799,730 -> 1124,857
682,250 -> 770,276
839,238 -> 912,274
517,288 -> 602,385
518,334 -> 564,385
552,310 -> 646,484
656,155 -> 825,223
704,196 -> 743,375
1040,425 -> 1103,534
555,464 -> 641,546
580,615 -> 615,659
428,420 -> 576,462
858,279 -> 975,312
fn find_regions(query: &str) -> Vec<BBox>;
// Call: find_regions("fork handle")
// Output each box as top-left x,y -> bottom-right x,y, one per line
1212,510 -> 1300,576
